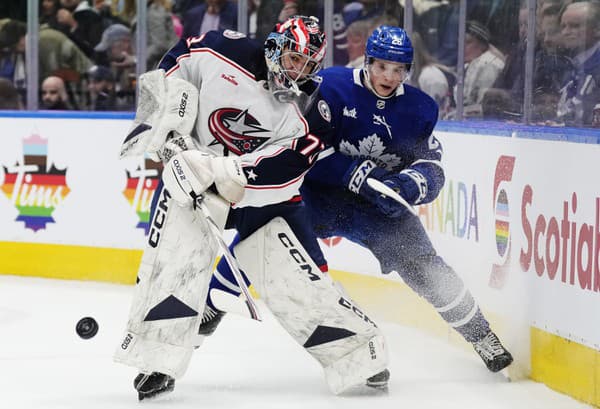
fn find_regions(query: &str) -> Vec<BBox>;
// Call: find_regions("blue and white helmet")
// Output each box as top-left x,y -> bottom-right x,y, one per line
363,25 -> 413,98
365,25 -> 413,67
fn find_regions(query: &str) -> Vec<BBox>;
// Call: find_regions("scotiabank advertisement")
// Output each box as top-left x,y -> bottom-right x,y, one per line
420,131 -> 600,351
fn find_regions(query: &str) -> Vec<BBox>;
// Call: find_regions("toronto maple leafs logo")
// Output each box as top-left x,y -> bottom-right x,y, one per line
208,108 -> 270,155
339,134 -> 403,170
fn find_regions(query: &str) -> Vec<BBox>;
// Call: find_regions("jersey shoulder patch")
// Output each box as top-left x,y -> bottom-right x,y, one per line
317,99 -> 331,122
222,30 -> 247,40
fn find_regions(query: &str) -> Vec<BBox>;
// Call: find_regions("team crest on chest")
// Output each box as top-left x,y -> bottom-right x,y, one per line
208,108 -> 270,155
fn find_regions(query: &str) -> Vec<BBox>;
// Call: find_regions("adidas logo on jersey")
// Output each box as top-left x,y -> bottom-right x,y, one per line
343,106 -> 357,119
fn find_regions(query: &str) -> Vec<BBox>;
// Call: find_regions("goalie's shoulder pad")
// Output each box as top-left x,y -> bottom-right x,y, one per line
120,69 -> 199,160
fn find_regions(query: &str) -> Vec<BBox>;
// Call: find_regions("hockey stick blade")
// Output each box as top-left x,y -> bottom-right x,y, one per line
196,198 -> 262,322
366,178 -> 418,216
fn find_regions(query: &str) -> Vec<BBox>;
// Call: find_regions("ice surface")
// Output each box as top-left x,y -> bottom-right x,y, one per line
0,276 -> 591,409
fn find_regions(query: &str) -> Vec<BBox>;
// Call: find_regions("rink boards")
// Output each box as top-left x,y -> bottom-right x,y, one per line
0,113 -> 599,407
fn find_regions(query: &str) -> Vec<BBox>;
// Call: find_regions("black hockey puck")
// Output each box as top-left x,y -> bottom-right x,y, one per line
76,317 -> 99,339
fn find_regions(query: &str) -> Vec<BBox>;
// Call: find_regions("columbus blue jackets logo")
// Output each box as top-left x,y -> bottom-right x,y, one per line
208,108 -> 270,155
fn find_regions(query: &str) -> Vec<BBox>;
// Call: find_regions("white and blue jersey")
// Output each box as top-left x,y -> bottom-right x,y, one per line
158,30 -> 333,209
155,30 -> 334,269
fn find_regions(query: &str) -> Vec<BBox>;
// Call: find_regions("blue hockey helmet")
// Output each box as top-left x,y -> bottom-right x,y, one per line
365,25 -> 413,66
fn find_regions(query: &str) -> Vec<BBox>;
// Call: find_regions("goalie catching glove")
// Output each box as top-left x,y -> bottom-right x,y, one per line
163,151 -> 247,206
343,159 -> 426,218
119,69 -> 199,161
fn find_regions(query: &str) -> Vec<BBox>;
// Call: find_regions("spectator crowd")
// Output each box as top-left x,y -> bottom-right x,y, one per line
0,0 -> 599,128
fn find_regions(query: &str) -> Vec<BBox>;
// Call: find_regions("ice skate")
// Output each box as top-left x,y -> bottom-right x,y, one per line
198,305 -> 226,336
472,331 -> 513,373
134,372 -> 175,401
366,368 -> 390,390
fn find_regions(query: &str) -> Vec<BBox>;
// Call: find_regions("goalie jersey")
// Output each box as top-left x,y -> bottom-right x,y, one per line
305,66 -> 445,205
158,30 -> 333,208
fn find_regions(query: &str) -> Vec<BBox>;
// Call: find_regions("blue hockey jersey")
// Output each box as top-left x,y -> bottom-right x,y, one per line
306,66 -> 445,206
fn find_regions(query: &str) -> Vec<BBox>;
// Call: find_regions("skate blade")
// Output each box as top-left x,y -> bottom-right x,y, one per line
500,368 -> 511,382
137,384 -> 175,401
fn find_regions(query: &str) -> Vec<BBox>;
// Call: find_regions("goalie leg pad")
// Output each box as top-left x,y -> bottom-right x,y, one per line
113,188 -> 226,378
234,217 -> 388,394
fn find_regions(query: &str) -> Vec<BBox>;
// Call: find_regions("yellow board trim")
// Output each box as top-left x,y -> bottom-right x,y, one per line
0,241 -> 140,284
531,327 -> 599,407
1,241 -> 598,406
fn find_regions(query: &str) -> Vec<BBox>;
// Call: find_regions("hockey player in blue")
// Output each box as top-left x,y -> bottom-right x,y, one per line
204,25 -> 513,375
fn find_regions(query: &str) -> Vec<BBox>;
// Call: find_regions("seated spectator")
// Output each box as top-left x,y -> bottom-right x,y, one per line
493,2 -> 572,123
126,0 -> 178,69
345,19 -> 372,68
343,0 -> 403,28
0,19 -> 92,93
414,0 -> 458,67
0,18 -> 26,97
481,88 -> 519,121
40,75 -> 72,110
409,31 -> 455,118
56,0 -> 105,57
0,77 -> 23,109
182,0 -> 238,38
40,0 -> 62,28
556,1 -> 600,127
39,23 -> 93,83
462,20 -> 505,116
94,24 -> 136,110
86,64 -> 121,110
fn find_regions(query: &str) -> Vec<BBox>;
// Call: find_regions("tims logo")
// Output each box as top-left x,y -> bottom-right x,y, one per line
1,133 -> 70,232
123,158 -> 161,234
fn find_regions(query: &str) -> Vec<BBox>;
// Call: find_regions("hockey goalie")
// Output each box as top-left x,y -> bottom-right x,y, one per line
113,17 -> 389,401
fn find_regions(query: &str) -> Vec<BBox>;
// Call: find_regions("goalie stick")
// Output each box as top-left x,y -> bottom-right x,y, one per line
366,178 -> 418,216
195,196 -> 262,321
159,134 -> 262,322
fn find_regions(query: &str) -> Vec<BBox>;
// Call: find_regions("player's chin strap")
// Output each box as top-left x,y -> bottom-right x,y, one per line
362,65 -> 406,100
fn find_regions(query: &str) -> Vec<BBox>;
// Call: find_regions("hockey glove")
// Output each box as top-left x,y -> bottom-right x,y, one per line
162,150 -> 215,206
344,160 -> 423,218
211,156 -> 247,204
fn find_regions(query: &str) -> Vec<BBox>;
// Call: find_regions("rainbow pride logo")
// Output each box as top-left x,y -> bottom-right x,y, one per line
1,133 -> 70,232
123,158 -> 161,234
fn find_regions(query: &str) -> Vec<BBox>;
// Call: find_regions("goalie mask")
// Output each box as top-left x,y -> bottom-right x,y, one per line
264,15 -> 326,111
